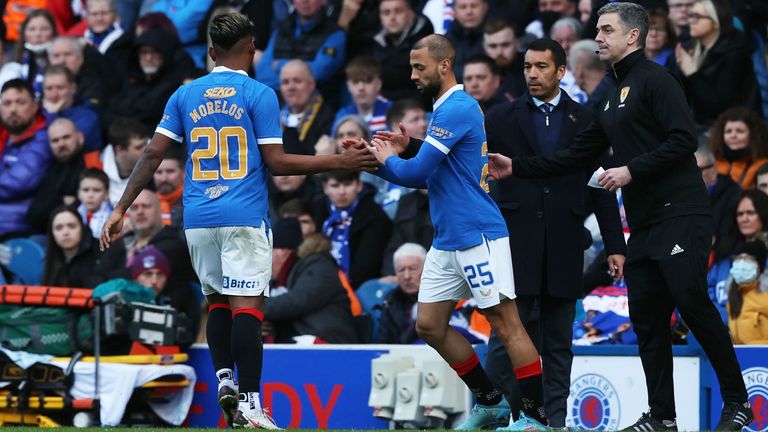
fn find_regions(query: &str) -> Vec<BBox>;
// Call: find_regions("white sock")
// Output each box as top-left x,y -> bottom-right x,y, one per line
216,368 -> 236,391
238,392 -> 261,413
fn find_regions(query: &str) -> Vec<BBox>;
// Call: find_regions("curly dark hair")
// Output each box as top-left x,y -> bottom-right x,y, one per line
707,106 -> 768,162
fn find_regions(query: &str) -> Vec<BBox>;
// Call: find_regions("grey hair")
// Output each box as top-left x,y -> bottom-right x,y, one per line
569,39 -> 603,72
550,17 -> 583,39
88,0 -> 117,14
598,2 -> 649,49
52,36 -> 84,57
333,115 -> 371,141
393,243 -> 427,267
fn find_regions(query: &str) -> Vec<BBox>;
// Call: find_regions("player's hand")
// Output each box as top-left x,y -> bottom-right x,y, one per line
607,254 -> 625,283
339,138 -> 379,171
100,210 -> 125,251
487,153 -> 513,180
369,137 -> 398,164
373,122 -> 410,154
598,166 -> 632,192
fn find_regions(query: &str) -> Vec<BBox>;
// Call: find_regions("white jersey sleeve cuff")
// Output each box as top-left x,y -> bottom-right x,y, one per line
155,127 -> 183,143
257,137 -> 283,145
425,135 -> 450,155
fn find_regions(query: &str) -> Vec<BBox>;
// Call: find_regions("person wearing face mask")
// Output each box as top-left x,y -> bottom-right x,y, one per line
0,10 -> 58,99
727,240 -> 768,344
707,106 -> 768,190
708,190 -> 768,322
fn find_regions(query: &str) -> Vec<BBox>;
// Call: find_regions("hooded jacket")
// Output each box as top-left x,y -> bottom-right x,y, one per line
0,114 -> 52,237
265,235 -> 358,344
103,28 -> 195,128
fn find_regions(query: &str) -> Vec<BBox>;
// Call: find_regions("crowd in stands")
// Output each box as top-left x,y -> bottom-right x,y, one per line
0,0 -> 767,346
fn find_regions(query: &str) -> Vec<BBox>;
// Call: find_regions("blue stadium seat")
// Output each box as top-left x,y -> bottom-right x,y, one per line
3,238 -> 45,285
356,279 -> 397,341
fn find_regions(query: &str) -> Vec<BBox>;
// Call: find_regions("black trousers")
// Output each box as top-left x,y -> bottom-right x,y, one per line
485,294 -> 576,427
624,214 -> 747,420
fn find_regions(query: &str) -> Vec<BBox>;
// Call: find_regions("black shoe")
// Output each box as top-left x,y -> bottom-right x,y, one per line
621,412 -> 678,431
715,402 -> 754,430
218,385 -> 238,427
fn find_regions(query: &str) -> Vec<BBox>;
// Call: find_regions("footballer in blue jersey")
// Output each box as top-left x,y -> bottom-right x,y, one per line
100,13 -> 377,431
361,35 -> 549,430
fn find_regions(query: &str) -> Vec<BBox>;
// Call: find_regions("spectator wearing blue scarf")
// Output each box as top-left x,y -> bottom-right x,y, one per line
315,170 -> 392,288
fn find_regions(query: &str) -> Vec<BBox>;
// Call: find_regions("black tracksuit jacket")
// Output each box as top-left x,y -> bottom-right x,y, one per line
512,49 -> 710,230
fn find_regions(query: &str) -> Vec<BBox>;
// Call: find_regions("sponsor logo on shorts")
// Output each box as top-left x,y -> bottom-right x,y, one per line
743,367 -> 768,432
223,276 -> 260,290
568,373 -> 620,430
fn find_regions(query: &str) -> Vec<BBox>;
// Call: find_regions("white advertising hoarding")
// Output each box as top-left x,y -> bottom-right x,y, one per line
567,356 -> 700,431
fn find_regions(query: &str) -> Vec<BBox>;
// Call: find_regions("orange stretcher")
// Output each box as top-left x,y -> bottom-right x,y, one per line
0,285 -> 192,427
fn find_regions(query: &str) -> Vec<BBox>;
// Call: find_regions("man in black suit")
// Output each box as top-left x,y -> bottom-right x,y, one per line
484,38 -> 626,429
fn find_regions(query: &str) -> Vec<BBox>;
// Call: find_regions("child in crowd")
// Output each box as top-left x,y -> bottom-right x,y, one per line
77,168 -> 113,238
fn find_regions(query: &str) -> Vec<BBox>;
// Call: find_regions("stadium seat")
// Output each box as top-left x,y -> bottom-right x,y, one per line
356,279 -> 397,341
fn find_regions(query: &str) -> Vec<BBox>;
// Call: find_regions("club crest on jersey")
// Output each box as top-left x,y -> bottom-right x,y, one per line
567,373 -> 620,430
620,87 -> 630,103
205,184 -> 229,199
204,87 -> 237,98
742,367 -> 768,432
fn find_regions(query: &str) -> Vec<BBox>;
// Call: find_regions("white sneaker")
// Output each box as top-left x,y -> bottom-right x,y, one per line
232,408 -> 282,430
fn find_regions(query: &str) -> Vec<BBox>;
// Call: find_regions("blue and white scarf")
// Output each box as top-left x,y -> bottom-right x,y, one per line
322,198 -> 360,274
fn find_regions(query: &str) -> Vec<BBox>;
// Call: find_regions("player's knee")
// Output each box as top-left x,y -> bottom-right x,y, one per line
415,319 -> 445,344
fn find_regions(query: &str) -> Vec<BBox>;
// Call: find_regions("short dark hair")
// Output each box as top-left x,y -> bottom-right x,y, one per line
209,12 -> 255,51
163,145 -> 186,168
108,117 -> 149,150
413,34 -> 456,64
79,167 -> 109,190
386,99 -> 424,129
279,198 -> 314,218
1,79 -> 35,98
323,170 -> 360,183
464,54 -> 500,76
44,64 -> 77,84
345,56 -> 381,82
483,18 -> 516,37
598,2 -> 649,50
526,38 -> 567,69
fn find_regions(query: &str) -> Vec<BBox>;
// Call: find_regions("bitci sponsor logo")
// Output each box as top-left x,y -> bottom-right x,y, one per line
223,276 -> 259,290
568,373 -> 620,430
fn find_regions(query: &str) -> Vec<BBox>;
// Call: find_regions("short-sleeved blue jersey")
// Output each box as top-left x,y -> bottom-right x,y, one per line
423,85 -> 508,250
156,67 -> 282,229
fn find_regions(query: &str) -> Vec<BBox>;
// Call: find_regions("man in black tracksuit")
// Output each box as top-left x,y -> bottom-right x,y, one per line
487,3 -> 752,431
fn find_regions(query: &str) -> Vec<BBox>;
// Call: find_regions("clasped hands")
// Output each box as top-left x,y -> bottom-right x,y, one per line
341,122 -> 411,169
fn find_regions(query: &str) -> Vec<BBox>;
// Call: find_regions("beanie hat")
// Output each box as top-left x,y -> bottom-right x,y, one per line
130,245 -> 171,279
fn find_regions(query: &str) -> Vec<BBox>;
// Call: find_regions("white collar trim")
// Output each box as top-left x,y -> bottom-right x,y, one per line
211,66 -> 248,76
433,84 -> 464,110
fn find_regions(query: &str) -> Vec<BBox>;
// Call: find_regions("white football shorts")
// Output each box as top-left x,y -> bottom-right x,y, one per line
185,222 -> 272,297
419,236 -> 516,309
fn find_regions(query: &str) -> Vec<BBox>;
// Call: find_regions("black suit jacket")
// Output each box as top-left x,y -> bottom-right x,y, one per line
485,91 -> 626,299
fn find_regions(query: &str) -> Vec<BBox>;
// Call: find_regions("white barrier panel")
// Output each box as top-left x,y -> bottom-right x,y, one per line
567,356 -> 700,431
